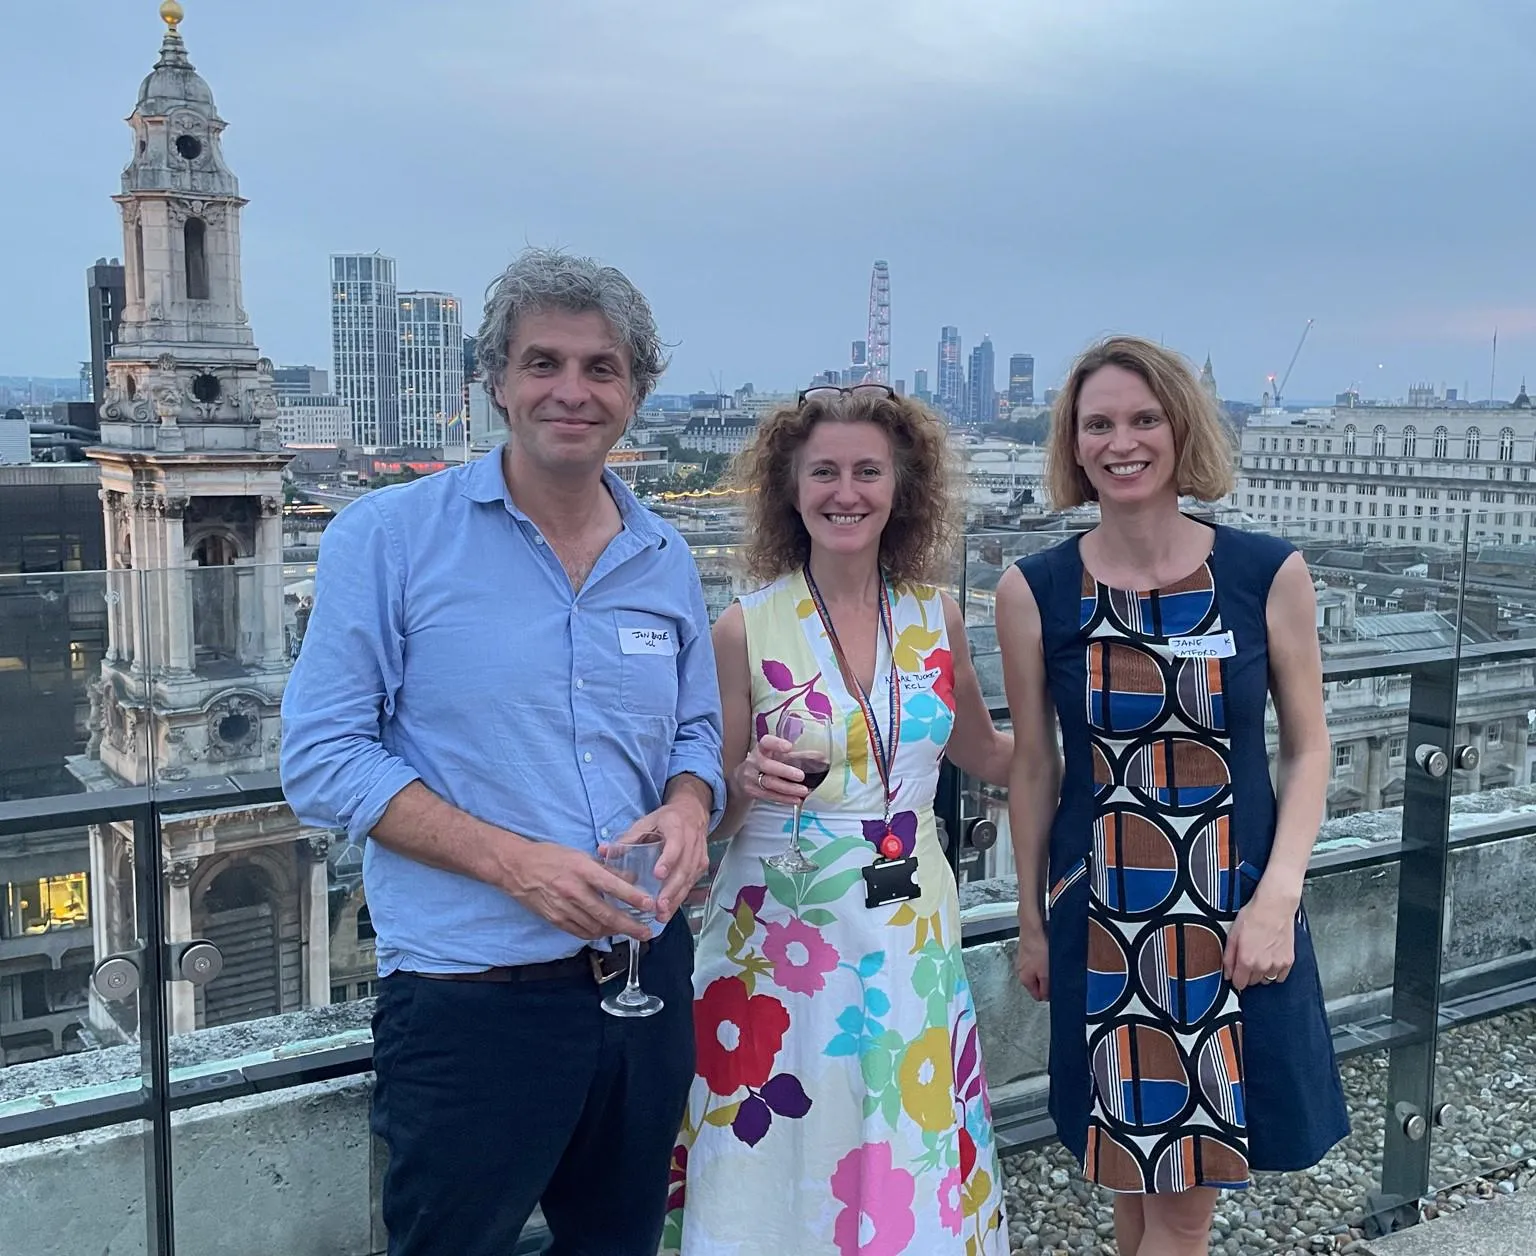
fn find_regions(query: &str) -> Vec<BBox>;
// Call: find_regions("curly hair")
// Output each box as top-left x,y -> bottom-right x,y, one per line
475,247 -> 670,418
733,389 -> 959,585
1044,335 -> 1235,508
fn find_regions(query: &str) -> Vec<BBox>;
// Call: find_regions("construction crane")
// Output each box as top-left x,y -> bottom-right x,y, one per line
1266,318 -> 1314,410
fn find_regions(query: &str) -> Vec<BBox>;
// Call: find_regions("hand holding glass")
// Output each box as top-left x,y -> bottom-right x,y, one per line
600,832 -> 665,1018
764,708 -> 832,875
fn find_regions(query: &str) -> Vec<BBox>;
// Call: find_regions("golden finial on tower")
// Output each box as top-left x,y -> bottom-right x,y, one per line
159,0 -> 184,33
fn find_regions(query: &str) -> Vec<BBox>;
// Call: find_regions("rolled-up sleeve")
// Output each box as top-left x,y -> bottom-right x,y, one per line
281,497 -> 422,844
668,552 -> 727,827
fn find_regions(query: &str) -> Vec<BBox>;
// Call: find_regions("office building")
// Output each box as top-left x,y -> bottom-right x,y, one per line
967,336 -> 996,424
397,291 -> 465,449
85,259 -> 126,413
272,365 -> 329,399
936,327 -> 963,418
1007,354 -> 1034,407
330,253 -> 399,446
1232,402 -> 1536,545
276,395 -> 351,445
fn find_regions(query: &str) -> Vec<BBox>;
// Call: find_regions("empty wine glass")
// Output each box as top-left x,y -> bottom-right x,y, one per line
600,832 -> 665,1018
764,707 -> 833,875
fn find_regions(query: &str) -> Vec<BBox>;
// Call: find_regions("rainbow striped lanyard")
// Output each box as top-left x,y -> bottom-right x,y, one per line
802,566 -> 902,841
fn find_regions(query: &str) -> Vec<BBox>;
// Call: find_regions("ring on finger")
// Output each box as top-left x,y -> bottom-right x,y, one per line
1263,973 -> 1278,983
756,770 -> 765,790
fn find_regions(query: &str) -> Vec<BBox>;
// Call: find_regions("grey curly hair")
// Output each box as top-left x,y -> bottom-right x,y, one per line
474,247 -> 669,418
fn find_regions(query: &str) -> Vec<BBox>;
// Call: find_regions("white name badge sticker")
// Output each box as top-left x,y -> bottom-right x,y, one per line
619,626 -> 676,656
900,667 -> 943,692
1168,631 -> 1236,659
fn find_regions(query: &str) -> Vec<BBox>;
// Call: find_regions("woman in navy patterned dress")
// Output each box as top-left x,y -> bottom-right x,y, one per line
995,337 -> 1348,1255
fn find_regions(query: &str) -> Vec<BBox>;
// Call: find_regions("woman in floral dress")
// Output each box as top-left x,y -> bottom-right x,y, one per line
665,385 -> 1014,1256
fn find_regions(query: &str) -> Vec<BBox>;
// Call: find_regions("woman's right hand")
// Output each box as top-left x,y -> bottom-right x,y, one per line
734,734 -> 808,805
1016,918 -> 1049,1001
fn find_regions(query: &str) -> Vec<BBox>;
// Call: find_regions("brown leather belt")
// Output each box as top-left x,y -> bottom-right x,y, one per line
405,940 -> 648,987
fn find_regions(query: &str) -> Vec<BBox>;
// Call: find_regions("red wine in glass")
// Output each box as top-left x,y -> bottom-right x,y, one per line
765,708 -> 834,874
786,752 -> 830,793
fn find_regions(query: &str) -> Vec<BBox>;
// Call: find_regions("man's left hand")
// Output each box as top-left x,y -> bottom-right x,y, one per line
610,793 -> 710,923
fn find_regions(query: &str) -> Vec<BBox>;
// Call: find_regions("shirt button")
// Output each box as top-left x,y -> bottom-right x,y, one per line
600,827 -> 610,839
583,752 -> 593,763
534,535 -> 546,545
575,678 -> 585,689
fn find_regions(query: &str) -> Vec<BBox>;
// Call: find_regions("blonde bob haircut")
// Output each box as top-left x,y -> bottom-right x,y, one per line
732,388 -> 959,586
1044,336 -> 1236,509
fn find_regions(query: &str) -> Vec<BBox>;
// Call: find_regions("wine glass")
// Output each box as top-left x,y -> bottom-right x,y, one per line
600,832 -> 666,1018
764,707 -> 833,875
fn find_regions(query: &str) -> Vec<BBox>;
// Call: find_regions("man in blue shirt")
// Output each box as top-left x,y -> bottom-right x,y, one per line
281,247 -> 725,1256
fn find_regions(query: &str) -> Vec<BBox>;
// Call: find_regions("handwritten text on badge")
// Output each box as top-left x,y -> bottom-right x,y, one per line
1168,631 -> 1236,659
619,626 -> 676,656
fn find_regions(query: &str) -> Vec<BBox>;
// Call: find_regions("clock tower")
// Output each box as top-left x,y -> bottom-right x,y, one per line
77,2 -> 332,1038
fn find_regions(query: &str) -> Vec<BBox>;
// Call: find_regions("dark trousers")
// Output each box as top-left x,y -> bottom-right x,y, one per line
370,916 -> 695,1256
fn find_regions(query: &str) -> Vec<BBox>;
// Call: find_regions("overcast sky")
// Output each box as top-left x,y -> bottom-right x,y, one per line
5,0 -> 1533,402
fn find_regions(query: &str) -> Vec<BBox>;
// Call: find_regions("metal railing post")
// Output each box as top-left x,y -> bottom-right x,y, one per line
134,801 -> 176,1256
1368,658 -> 1460,1234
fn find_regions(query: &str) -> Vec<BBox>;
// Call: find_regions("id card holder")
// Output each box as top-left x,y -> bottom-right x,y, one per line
863,856 -> 920,909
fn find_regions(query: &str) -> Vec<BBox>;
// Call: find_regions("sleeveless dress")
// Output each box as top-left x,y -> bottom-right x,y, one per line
663,572 -> 1007,1255
1017,524 -> 1349,1194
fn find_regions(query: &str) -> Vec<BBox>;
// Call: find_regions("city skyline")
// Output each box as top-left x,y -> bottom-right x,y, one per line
2,1 -> 1532,403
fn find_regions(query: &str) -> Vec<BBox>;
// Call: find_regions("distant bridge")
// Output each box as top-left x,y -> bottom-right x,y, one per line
290,486 -> 366,513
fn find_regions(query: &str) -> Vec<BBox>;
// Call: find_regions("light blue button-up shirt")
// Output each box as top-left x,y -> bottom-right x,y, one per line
280,445 -> 725,973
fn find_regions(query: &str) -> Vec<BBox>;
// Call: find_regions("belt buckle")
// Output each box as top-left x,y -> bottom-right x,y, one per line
589,946 -> 625,985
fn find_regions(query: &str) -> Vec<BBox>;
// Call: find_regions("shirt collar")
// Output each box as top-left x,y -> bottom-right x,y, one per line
462,442 -> 666,547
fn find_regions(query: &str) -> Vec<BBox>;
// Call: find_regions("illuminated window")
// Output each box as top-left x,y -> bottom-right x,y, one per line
3,872 -> 89,937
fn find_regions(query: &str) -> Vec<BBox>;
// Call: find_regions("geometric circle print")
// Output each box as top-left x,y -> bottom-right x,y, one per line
1151,1133 -> 1249,1193
1091,1023 -> 1190,1128
1174,655 -> 1226,732
1092,743 -> 1114,799
1125,738 -> 1230,810
1187,816 -> 1241,915
1195,1022 -> 1247,1130
1084,1124 -> 1145,1194
1087,919 -> 1130,1016
1088,641 -> 1166,734
1151,565 -> 1218,637
1091,812 -> 1178,914
1136,921 -> 1229,1027
1074,566 -> 1249,1192
1097,564 -> 1215,639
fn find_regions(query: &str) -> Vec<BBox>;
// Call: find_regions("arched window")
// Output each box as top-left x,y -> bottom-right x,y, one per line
133,222 -> 146,302
184,217 -> 209,300
1466,426 -> 1481,460
1402,425 -> 1417,457
192,533 -> 239,661
1500,427 -> 1516,460
1344,424 -> 1357,456
1373,425 -> 1387,456
1433,426 -> 1449,458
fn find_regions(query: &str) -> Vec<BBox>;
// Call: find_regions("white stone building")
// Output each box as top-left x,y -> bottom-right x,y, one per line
73,4 -> 331,1041
275,394 -> 350,446
680,411 -> 758,456
1231,399 -> 1536,546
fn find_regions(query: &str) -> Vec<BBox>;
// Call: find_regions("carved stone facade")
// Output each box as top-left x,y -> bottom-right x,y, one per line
75,6 -> 330,1045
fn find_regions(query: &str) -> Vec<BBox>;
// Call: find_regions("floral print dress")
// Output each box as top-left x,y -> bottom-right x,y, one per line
664,572 -> 1006,1256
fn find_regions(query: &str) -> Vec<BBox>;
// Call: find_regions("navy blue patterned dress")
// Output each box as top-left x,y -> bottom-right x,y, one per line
1017,523 -> 1348,1194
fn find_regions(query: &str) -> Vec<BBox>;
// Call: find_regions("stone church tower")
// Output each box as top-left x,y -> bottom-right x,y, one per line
76,2 -> 331,1039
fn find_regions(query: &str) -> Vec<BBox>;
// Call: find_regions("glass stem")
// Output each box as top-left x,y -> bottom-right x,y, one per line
623,939 -> 641,999
790,802 -> 804,856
